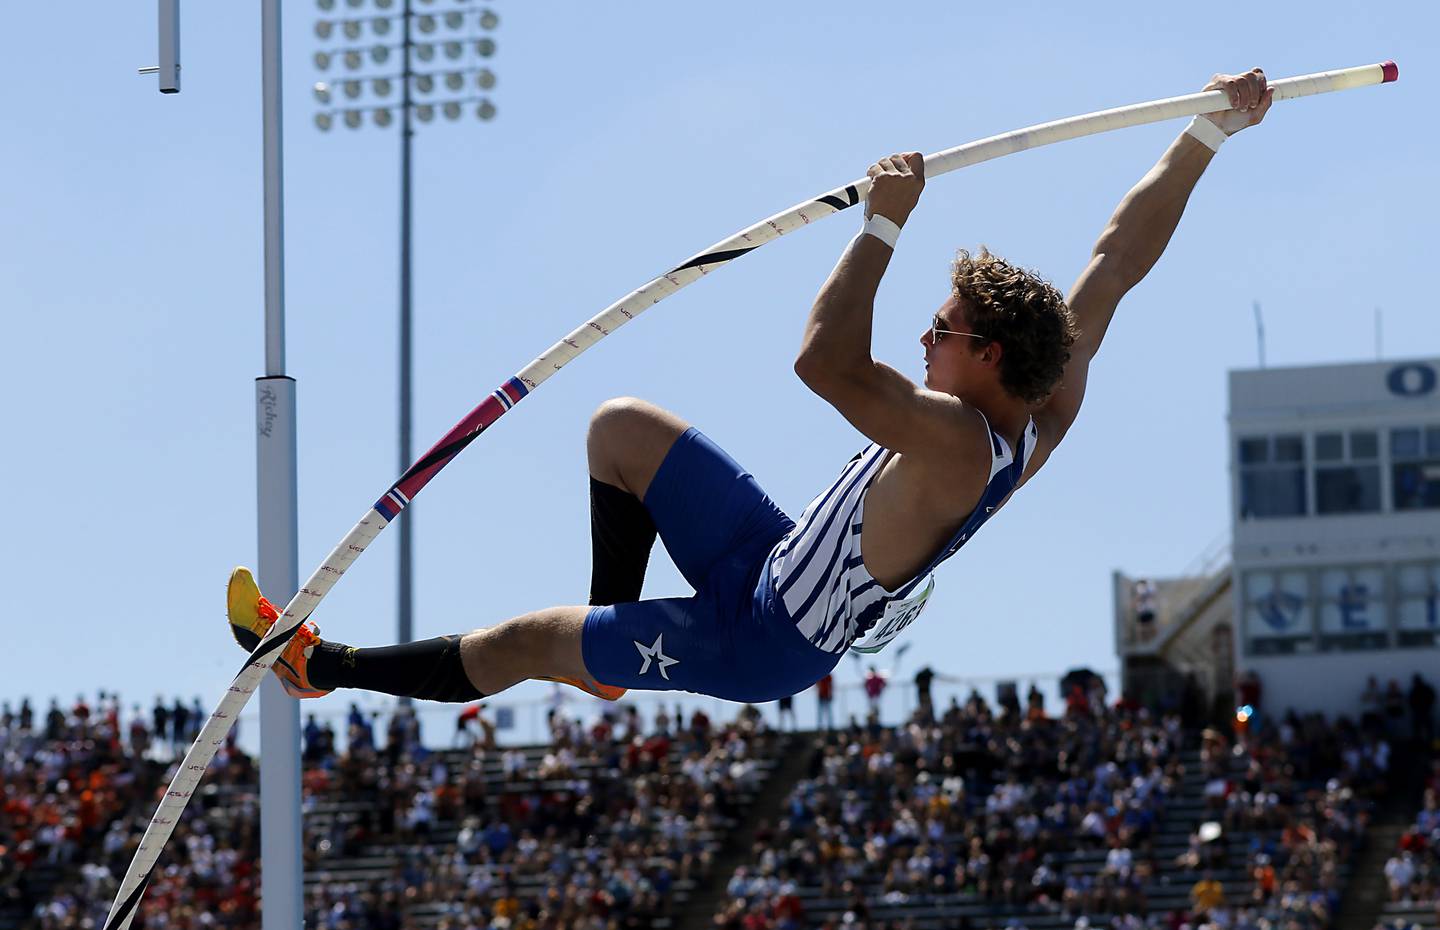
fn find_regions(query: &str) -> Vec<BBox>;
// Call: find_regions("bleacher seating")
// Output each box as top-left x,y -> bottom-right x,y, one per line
0,690 -> 1398,930
713,698 -> 1373,930
6,700 -> 787,930
1375,773 -> 1440,930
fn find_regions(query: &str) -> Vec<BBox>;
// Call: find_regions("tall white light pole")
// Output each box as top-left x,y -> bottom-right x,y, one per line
257,1 -> 304,928
312,0 -> 499,655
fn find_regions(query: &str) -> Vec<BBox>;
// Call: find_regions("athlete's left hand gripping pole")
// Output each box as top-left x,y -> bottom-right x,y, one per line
103,61 -> 1395,930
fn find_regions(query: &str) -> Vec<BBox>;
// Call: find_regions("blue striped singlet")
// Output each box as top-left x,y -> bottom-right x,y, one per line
762,412 -> 1036,654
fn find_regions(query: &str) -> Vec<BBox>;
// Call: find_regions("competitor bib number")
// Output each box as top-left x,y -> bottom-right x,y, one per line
848,576 -> 934,655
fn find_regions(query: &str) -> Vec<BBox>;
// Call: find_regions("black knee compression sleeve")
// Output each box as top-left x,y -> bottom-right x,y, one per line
307,635 -> 486,702
589,477 -> 657,606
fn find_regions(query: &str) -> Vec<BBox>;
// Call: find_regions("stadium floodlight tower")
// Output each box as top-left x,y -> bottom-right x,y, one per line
311,0 -> 499,655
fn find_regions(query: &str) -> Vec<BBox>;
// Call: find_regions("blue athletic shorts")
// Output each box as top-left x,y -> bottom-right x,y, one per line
581,428 -> 841,703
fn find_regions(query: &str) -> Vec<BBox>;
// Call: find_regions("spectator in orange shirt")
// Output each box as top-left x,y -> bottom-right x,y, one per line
1190,871 -> 1224,915
493,882 -> 522,919
1251,855 -> 1276,902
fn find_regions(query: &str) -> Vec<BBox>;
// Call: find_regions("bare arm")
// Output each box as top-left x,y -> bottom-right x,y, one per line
1036,68 -> 1274,448
794,153 -> 987,462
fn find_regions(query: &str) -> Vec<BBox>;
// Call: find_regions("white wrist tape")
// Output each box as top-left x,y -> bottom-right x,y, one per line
861,213 -> 902,249
1185,115 -> 1228,153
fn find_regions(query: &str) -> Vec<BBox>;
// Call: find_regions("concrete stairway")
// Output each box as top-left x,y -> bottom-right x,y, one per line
673,731 -> 819,930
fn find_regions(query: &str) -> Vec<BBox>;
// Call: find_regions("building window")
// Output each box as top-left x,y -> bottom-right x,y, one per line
1397,560 -> 1440,648
1317,565 -> 1388,651
1392,426 -> 1440,511
1243,569 -> 1312,655
1315,429 -> 1381,515
1238,434 -> 1307,519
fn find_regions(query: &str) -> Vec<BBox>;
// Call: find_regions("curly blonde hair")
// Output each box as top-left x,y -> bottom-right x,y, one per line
951,247 -> 1078,404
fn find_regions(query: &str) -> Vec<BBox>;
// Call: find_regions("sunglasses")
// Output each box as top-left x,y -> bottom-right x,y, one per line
930,316 -> 987,346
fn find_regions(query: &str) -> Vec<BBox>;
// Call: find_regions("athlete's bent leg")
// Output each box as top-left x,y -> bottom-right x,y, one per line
586,397 -> 689,606
587,397 -> 689,499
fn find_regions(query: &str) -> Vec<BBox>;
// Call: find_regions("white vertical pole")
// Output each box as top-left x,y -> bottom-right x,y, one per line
258,1 -> 304,928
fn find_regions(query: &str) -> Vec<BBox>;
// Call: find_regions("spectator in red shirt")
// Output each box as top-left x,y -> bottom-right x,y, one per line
816,674 -> 835,731
863,666 -> 888,718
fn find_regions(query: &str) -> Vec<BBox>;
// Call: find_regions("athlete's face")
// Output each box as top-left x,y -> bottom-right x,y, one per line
920,294 -> 993,396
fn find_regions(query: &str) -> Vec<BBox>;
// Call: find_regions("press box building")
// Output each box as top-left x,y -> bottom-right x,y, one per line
1116,357 -> 1440,720
1229,357 -> 1440,717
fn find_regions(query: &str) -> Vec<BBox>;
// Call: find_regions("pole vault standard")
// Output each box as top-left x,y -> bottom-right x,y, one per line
104,60 -> 1396,930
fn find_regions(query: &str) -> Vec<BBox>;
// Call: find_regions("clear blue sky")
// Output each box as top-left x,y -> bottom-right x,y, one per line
2,2 -> 1433,740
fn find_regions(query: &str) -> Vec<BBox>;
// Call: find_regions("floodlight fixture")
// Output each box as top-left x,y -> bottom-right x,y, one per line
312,2 -> 500,144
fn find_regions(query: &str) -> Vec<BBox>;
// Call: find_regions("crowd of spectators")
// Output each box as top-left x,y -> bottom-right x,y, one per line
297,701 -> 780,930
0,679 -> 1408,930
717,679 -> 1180,929
1188,709 -> 1378,930
1359,675 -> 1436,744
716,685 -> 1381,930
1380,762 -> 1440,925
2,692 -> 784,930
0,693 -> 252,929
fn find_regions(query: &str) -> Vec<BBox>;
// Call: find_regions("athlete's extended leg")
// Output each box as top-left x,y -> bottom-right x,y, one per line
227,568 -> 606,700
312,607 -> 596,697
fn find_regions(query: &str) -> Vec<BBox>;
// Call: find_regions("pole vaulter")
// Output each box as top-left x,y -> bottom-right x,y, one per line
105,60 -> 1396,930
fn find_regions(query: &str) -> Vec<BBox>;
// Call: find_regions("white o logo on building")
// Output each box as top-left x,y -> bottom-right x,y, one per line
1387,363 -> 1437,397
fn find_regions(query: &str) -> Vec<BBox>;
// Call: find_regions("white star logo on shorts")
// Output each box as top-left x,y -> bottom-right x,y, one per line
634,634 -> 679,680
